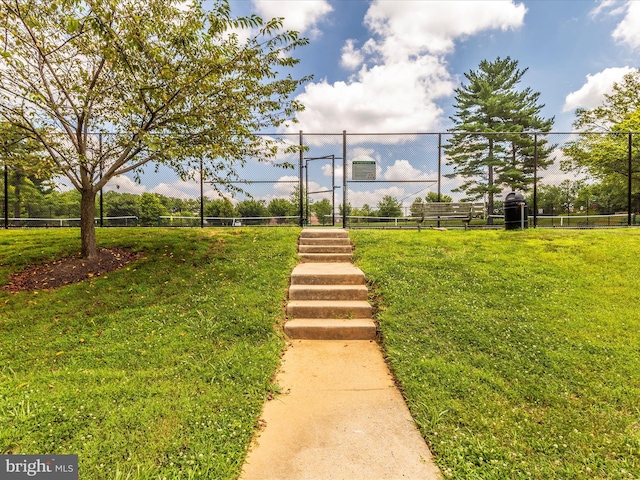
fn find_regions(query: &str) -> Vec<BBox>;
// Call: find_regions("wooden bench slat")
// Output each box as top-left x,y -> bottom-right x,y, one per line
411,202 -> 485,223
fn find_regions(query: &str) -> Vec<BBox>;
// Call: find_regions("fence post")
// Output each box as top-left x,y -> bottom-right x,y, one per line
437,133 -> 442,228
99,133 -> 104,227
437,133 -> 442,202
343,130 -> 347,228
629,132 -> 633,226
299,130 -> 304,227
3,162 -> 7,229
200,157 -> 204,228
533,133 -> 538,228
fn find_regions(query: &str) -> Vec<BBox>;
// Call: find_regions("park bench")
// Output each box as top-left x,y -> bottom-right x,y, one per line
412,202 -> 485,228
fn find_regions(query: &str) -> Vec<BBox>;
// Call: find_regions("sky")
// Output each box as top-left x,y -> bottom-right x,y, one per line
104,0 -> 640,210
233,0 -> 639,133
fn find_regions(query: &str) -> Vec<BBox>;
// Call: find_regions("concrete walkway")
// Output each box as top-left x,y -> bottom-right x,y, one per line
240,229 -> 441,479
240,340 -> 441,479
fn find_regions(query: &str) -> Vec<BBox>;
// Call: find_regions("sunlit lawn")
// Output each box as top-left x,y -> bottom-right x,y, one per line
3,226 -> 640,479
351,228 -> 640,479
0,227 -> 300,479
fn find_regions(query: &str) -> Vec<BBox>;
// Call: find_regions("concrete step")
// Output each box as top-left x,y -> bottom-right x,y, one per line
299,238 -> 352,246
298,245 -> 353,254
301,229 -> 349,239
289,284 -> 369,301
299,253 -> 353,263
291,263 -> 365,286
287,300 -> 372,319
284,319 -> 377,340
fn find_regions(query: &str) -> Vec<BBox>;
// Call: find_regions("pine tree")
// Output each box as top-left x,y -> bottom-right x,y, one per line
445,57 -> 554,223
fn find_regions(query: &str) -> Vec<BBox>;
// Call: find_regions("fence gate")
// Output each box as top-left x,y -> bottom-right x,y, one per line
304,154 -> 341,226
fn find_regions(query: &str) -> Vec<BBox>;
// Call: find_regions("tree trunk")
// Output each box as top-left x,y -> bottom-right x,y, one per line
80,188 -> 98,259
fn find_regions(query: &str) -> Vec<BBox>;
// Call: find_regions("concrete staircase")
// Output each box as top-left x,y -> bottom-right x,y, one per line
284,229 -> 377,340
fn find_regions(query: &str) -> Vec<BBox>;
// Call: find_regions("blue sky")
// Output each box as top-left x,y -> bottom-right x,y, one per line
108,0 -> 640,209
230,0 -> 639,133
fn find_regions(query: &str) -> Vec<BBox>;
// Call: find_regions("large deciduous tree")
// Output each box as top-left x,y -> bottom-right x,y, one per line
563,70 -> 640,213
445,57 -> 554,223
0,0 -> 308,257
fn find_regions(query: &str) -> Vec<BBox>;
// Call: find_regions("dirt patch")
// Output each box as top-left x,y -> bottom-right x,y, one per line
1,248 -> 142,293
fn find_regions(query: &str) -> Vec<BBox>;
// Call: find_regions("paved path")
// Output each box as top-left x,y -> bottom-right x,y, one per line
240,229 -> 441,479
241,340 -> 441,479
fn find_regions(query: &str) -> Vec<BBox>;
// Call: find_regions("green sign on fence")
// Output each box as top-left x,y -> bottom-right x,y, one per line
352,161 -> 376,180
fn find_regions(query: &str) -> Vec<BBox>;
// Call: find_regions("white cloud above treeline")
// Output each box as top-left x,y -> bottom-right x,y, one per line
284,0 -> 527,133
251,0 -> 332,37
563,1 -> 640,113
593,0 -> 640,50
563,66 -> 636,112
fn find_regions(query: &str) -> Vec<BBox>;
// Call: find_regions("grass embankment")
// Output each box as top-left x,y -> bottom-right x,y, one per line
352,229 -> 640,480
0,227 -> 300,479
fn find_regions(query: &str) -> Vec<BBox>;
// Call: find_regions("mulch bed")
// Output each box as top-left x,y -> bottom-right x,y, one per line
1,248 -> 141,293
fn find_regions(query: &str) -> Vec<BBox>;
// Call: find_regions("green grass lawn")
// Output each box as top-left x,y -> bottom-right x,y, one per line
0,227 -> 300,479
3,227 -> 639,479
351,229 -> 640,479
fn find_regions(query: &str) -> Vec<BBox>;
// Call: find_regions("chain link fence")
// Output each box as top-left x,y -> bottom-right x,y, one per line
2,131 -> 638,229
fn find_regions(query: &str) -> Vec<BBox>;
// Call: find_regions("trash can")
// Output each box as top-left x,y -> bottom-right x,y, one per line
504,192 -> 528,230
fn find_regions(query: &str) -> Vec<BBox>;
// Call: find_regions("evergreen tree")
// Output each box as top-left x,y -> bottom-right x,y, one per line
445,57 -> 554,223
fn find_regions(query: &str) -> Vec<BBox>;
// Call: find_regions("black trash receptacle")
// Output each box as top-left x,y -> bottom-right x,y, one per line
504,192 -> 528,230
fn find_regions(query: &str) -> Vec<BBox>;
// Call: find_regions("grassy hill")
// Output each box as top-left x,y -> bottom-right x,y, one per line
1,227 -> 639,479
352,229 -> 640,479
0,227 -> 300,479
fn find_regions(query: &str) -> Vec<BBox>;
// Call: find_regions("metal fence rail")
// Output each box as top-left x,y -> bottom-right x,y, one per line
2,131 -> 638,229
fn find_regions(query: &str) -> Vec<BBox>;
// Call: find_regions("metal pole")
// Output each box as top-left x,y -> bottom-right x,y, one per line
342,130 -> 347,228
99,133 -> 103,227
299,131 -> 304,227
437,133 -> 442,228
3,162 -> 7,229
331,154 -> 335,226
200,157 -> 204,228
628,132 -> 633,226
305,154 -> 309,225
533,133 -> 538,228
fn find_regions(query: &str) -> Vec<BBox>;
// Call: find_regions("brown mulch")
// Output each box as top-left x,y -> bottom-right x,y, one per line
1,248 -> 142,293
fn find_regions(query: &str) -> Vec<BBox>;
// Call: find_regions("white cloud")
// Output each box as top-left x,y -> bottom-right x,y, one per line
563,66 -> 635,112
593,0 -> 640,50
612,1 -> 640,49
274,175 -> 299,195
288,0 -> 526,135
294,56 -> 453,132
348,186 -> 408,210
383,159 -> 436,182
251,0 -> 332,37
321,163 -> 344,179
364,0 -> 526,56
341,39 -> 364,70
103,175 -> 147,195
150,182 -> 197,199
